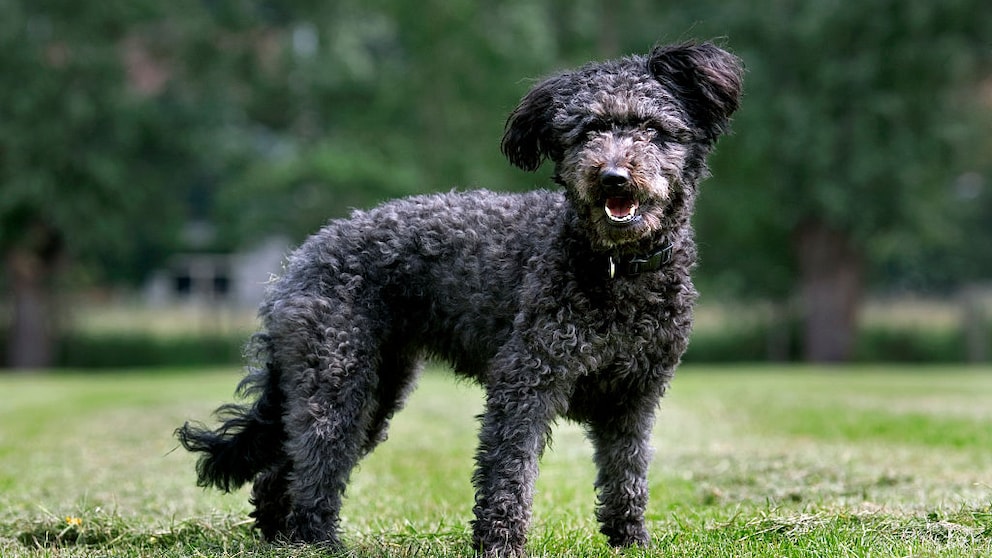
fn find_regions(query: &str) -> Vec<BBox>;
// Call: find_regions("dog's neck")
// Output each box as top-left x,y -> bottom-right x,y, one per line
560,203 -> 680,280
606,243 -> 674,279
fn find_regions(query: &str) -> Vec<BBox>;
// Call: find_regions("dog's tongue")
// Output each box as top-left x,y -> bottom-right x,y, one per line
606,196 -> 637,220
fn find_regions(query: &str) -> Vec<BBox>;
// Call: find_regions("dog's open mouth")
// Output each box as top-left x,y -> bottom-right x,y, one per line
605,196 -> 639,223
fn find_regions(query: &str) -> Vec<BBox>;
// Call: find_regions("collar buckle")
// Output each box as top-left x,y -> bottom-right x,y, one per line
607,243 -> 674,279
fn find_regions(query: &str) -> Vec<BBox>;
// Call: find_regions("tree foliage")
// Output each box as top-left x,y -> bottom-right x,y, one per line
1,0 -> 990,366
679,0 -> 992,359
0,0 -> 265,366
679,0 -> 992,297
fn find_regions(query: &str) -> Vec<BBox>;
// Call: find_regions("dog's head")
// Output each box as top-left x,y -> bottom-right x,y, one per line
502,42 -> 743,250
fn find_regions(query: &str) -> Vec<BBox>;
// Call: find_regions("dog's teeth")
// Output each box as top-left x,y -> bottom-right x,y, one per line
605,201 -> 638,222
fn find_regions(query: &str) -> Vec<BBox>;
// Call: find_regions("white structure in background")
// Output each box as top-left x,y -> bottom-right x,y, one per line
145,236 -> 289,309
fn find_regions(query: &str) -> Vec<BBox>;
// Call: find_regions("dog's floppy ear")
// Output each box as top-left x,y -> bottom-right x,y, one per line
649,42 -> 744,141
501,76 -> 563,172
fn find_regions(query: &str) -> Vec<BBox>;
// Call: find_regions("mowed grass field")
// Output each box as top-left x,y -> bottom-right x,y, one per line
1,366 -> 991,557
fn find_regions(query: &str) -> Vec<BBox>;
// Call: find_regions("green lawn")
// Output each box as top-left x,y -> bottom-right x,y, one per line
1,366 -> 991,557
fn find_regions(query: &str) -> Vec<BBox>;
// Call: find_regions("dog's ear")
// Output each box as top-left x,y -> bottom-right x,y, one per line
649,42 -> 744,140
501,76 -> 562,172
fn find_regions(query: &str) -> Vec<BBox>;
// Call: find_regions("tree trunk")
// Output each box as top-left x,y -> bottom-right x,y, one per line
3,224 -> 63,370
765,299 -> 794,362
794,220 -> 863,362
961,285 -> 988,363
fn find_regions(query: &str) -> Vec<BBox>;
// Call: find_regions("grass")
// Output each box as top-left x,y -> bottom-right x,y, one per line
1,365 -> 991,557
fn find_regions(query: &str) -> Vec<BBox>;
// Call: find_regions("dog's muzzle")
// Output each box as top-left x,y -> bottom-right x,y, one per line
600,168 -> 640,224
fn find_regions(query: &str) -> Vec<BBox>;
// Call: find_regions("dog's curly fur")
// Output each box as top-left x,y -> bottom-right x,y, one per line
177,41 -> 743,557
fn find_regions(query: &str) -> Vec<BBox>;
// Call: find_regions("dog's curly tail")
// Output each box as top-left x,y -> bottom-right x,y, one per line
175,334 -> 285,493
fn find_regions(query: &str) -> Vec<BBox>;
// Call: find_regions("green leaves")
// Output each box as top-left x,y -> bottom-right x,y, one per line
689,0 -> 992,296
1,0 -> 988,294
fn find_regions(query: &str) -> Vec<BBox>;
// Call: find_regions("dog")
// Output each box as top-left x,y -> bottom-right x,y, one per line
177,41 -> 742,557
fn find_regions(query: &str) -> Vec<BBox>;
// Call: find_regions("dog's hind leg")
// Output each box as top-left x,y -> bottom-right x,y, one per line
282,352 -> 382,546
264,296 -> 388,547
249,459 -> 292,540
360,342 -> 422,455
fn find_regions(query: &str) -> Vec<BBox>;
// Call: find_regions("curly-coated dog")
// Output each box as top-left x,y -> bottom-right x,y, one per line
178,41 -> 742,556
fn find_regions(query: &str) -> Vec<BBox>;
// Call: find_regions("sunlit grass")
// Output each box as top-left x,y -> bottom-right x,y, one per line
2,366 -> 991,556
68,295 -> 979,338
67,301 -> 258,337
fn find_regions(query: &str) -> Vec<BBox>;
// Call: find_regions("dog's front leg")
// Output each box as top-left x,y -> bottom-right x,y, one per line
470,376 -> 559,557
587,397 -> 657,548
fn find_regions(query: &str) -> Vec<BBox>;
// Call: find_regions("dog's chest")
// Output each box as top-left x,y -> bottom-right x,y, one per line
577,276 -> 689,376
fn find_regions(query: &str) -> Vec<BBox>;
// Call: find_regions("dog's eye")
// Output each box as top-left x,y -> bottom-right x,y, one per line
640,122 -> 667,136
644,125 -> 672,143
645,124 -> 691,145
584,120 -> 610,136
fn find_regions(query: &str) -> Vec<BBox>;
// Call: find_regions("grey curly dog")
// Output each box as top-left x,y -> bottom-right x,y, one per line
178,41 -> 743,556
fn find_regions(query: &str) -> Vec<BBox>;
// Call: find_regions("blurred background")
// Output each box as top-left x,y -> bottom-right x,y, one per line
1,0 -> 990,370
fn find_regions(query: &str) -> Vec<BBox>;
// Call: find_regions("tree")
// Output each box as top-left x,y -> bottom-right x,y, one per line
213,0 -> 707,247
202,0 -> 992,364
0,0 -> 252,368
214,0 -> 573,246
689,0 -> 992,360
5,0 -> 988,368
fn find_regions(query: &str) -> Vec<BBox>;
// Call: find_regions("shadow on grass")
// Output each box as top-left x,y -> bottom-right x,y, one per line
10,506 -> 992,557
14,514 -> 259,554
11,514 -> 479,557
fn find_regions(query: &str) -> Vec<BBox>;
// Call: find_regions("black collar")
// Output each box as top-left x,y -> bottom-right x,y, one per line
607,243 -> 674,279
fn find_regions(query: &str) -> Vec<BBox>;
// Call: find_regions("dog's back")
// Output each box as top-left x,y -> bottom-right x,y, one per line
266,189 -> 570,377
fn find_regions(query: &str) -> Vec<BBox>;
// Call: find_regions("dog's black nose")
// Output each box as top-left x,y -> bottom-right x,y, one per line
600,167 -> 630,187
